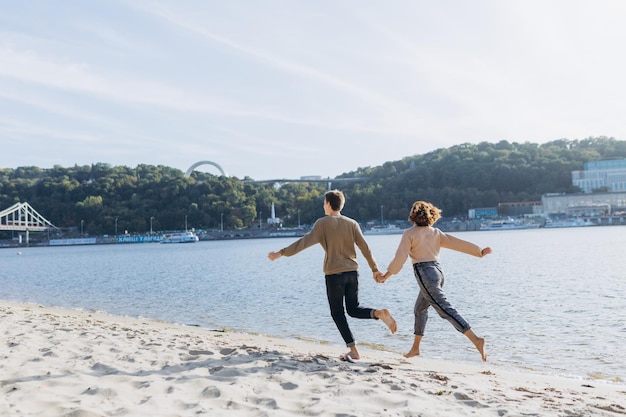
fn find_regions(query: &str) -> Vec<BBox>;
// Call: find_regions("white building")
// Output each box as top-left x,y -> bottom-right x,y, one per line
541,192 -> 626,216
572,159 -> 626,193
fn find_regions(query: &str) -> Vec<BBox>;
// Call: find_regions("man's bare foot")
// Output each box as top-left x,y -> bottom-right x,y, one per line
340,351 -> 359,362
475,337 -> 487,361
403,348 -> 420,358
375,309 -> 397,334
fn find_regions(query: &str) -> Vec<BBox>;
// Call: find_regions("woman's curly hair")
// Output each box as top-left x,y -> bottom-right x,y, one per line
408,201 -> 442,226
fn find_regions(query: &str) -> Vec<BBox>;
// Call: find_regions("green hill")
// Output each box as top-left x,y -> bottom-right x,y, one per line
1,136 -> 624,237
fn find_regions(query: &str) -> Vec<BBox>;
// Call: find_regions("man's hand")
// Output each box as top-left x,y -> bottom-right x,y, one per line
268,251 -> 282,261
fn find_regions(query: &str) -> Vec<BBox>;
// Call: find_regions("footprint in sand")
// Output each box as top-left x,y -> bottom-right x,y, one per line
81,387 -> 117,398
189,349 -> 214,356
201,386 -> 221,398
454,392 -> 489,408
280,382 -> 299,390
134,381 -> 150,389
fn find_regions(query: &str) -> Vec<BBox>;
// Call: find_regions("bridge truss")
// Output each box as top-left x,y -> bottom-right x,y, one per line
0,202 -> 59,233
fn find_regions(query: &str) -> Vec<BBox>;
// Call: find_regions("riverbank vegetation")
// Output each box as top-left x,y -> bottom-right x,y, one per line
1,137 -> 625,237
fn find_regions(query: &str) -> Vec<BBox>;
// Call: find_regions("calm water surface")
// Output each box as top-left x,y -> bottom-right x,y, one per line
1,227 -> 625,383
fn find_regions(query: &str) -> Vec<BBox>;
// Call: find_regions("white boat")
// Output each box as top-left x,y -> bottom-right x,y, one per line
160,231 -> 199,243
364,224 -> 406,235
544,218 -> 596,228
480,219 -> 541,231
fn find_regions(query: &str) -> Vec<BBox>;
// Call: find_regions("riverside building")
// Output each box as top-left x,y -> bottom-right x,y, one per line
572,158 -> 626,193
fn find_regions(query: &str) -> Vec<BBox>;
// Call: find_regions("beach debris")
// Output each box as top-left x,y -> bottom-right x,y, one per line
429,372 -> 450,382
369,362 -> 393,370
592,403 -> 626,414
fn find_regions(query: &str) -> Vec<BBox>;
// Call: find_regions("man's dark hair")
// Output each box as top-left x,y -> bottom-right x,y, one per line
325,190 -> 345,211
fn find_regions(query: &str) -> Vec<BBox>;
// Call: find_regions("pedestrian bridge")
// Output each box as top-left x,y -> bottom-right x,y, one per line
0,202 -> 59,232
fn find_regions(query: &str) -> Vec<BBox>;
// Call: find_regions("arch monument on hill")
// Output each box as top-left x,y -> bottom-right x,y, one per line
184,161 -> 228,178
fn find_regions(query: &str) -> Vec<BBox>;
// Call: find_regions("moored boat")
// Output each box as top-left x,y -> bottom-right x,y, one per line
160,231 -> 199,243
544,218 -> 596,228
479,219 -> 541,231
363,224 -> 406,235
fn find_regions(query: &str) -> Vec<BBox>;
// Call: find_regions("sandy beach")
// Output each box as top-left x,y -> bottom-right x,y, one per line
1,301 -> 625,417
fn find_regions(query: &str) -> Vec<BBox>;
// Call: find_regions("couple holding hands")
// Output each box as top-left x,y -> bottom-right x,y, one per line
268,190 -> 490,363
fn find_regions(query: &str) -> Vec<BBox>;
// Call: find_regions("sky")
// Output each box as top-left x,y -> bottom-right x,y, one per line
1,1 -> 625,180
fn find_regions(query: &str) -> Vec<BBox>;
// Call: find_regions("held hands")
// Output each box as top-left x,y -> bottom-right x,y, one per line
374,271 -> 391,283
267,251 -> 282,261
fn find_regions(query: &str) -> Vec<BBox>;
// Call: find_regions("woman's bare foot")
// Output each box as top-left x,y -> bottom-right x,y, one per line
404,335 -> 423,358
474,337 -> 487,362
464,329 -> 487,362
375,309 -> 397,334
403,348 -> 420,358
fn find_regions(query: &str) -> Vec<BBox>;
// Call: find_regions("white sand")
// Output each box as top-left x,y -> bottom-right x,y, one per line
1,301 -> 625,417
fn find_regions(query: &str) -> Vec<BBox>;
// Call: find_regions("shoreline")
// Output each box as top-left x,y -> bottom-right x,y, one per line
2,300 -> 625,416
3,220 -> 625,249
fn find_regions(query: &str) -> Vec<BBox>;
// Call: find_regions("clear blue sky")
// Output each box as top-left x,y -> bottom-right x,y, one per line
1,1 -> 625,180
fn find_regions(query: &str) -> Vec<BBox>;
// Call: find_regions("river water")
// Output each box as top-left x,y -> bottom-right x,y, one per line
1,226 -> 625,383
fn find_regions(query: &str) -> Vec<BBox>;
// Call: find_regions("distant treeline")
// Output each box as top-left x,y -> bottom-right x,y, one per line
1,136 -> 624,237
